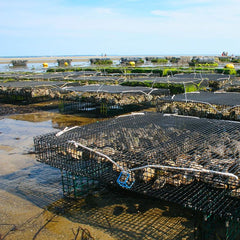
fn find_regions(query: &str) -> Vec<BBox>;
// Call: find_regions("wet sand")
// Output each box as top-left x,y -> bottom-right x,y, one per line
0,56 -> 120,64
0,106 -> 195,239
0,55 -> 192,64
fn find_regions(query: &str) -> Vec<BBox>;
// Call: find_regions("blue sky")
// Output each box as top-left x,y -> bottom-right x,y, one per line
0,0 -> 239,56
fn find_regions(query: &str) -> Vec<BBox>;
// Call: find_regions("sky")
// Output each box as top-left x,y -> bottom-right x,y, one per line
0,0 -> 240,56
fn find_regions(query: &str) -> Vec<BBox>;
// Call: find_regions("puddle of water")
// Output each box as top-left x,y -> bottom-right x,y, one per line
8,111 -> 103,128
0,111 -> 104,175
0,145 -> 14,152
0,117 -> 55,175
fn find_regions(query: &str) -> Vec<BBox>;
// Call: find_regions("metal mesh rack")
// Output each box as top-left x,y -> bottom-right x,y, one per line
0,80 -> 66,88
157,92 -> 240,121
0,81 -> 66,104
61,170 -> 101,198
173,73 -> 232,81
172,92 -> 240,106
59,85 -> 168,116
62,85 -> 167,94
154,74 -> 232,84
119,74 -> 232,86
34,112 -> 240,219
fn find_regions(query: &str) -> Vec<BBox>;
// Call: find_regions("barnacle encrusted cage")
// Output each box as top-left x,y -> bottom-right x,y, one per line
34,112 -> 240,214
59,85 -> 169,116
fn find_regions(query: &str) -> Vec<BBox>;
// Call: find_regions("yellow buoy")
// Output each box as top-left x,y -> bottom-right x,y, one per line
64,62 -> 69,67
43,62 -> 48,68
129,61 -> 135,67
225,63 -> 234,69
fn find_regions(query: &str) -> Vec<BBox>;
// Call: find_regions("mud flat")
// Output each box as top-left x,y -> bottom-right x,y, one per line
0,55 -> 192,64
0,56 -> 119,64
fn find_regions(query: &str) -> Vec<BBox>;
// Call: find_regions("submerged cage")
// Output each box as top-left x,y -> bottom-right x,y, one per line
34,112 -> 240,216
59,85 -> 169,116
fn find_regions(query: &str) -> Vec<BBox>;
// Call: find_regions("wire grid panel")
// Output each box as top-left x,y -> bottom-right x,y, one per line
174,73 -> 232,81
34,112 -> 240,194
62,85 -> 161,94
172,92 -> 240,107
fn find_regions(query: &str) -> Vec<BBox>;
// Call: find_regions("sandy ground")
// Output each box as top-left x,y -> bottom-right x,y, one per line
0,56 -> 192,64
0,56 -> 121,64
0,190 -> 115,240
0,106 -> 195,240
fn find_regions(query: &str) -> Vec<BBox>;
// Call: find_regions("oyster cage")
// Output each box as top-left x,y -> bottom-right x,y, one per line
59,85 -> 168,116
157,92 -> 240,121
34,112 -> 240,219
0,81 -> 65,104
61,170 -> 101,198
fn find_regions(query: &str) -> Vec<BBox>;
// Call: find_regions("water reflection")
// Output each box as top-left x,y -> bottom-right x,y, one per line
0,60 -> 122,73
47,190 -> 195,240
8,111 -> 103,129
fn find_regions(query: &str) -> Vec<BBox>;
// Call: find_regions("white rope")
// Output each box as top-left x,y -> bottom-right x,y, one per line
116,112 -> 145,118
67,140 -> 238,180
68,140 -> 125,172
129,165 -> 238,180
163,113 -> 200,119
56,126 -> 80,137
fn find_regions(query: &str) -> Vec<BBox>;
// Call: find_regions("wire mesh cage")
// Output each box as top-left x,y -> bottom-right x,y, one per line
157,92 -> 240,121
0,81 -> 65,104
61,170 -> 101,198
59,85 -> 169,116
34,112 -> 240,219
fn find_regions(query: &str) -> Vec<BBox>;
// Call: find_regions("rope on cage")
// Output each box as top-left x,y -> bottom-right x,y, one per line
96,83 -> 105,93
68,140 -> 238,190
129,165 -> 239,180
116,112 -> 145,119
56,126 -> 80,137
68,140 -> 126,173
173,98 -> 223,115
163,113 -> 200,119
120,89 -> 153,100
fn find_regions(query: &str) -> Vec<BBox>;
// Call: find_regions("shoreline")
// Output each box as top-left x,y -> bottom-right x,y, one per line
0,55 -> 212,64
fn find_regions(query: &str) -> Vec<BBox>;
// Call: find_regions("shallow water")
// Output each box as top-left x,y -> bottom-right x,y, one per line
0,61 -> 91,73
0,60 -> 121,73
8,111 -> 102,128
